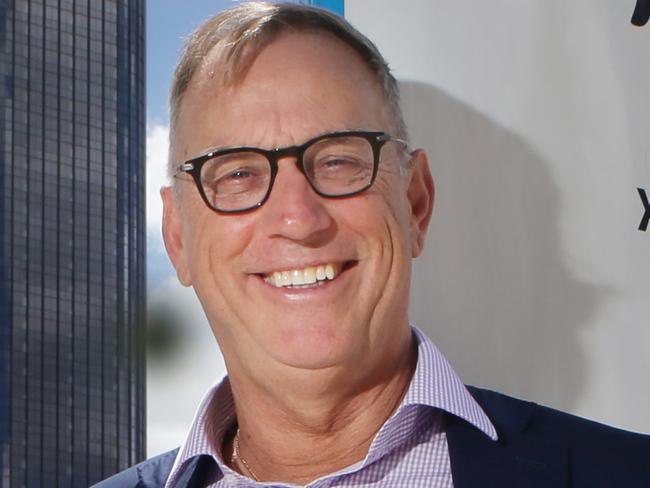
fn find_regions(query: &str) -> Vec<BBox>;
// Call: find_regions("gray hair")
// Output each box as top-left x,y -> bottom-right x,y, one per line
168,2 -> 407,176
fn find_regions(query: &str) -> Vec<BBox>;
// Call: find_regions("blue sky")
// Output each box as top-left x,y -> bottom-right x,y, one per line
147,0 -> 237,124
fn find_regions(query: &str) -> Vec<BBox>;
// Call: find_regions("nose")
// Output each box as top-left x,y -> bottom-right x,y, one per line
258,156 -> 334,244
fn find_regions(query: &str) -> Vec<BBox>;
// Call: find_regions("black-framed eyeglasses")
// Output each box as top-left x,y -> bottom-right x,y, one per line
175,130 -> 409,214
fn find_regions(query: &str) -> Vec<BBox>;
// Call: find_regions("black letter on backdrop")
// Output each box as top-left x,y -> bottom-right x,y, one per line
632,0 -> 650,26
639,188 -> 650,231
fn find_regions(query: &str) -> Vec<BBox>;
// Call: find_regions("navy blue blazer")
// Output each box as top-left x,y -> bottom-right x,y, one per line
94,386 -> 650,487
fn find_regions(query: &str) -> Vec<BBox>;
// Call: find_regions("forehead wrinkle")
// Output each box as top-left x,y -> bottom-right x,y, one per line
205,86 -> 366,150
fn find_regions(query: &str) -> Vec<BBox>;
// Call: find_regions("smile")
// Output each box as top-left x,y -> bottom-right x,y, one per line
263,263 -> 340,288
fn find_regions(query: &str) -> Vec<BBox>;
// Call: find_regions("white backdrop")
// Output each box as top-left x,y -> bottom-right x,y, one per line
346,0 -> 650,433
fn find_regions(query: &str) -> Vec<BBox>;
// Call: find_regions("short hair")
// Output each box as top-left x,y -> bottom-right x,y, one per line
168,2 -> 407,175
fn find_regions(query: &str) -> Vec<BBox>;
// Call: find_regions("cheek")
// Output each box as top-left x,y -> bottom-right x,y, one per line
364,175 -> 413,238
340,184 -> 413,273
184,211 -> 257,280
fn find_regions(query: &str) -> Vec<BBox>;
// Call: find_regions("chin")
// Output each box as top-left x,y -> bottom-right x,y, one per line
267,321 -> 360,371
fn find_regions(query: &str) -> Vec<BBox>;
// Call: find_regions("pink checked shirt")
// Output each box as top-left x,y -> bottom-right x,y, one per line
165,327 -> 498,487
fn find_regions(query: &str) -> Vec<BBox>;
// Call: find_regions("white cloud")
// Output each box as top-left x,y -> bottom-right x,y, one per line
146,124 -> 177,289
146,123 -> 171,235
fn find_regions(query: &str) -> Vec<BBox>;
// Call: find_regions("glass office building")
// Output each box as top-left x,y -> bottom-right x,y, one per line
0,0 -> 146,486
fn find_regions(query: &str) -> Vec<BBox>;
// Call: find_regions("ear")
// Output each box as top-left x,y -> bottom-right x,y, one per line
161,186 -> 192,286
406,149 -> 435,258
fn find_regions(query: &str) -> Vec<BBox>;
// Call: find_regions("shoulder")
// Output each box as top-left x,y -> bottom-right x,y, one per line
467,386 -> 650,481
467,385 -> 650,445
92,448 -> 179,488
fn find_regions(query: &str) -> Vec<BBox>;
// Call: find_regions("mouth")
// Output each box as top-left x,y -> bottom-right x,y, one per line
260,262 -> 356,289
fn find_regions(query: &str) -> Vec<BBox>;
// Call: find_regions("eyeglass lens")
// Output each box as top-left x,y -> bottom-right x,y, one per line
199,135 -> 376,212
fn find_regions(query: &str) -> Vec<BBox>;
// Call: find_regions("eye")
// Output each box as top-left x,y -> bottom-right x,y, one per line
314,155 -> 369,179
201,152 -> 270,194
223,168 -> 254,180
212,165 -> 264,193
321,157 -> 359,169
305,136 -> 374,182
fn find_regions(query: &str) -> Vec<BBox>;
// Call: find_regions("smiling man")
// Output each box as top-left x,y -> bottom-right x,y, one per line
96,3 -> 650,487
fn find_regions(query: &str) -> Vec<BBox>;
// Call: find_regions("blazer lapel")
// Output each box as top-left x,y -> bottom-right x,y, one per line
137,451 -> 216,488
171,455 -> 216,488
446,387 -> 569,488
137,448 -> 178,487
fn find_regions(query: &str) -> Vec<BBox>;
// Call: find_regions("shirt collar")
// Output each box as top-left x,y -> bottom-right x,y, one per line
406,326 -> 497,439
165,326 -> 498,487
364,326 -> 498,465
164,377 -> 237,487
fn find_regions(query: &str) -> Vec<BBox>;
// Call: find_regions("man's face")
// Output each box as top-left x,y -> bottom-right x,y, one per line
163,32 -> 433,377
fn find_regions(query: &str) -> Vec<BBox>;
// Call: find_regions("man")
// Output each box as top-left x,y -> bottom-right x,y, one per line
97,3 -> 650,487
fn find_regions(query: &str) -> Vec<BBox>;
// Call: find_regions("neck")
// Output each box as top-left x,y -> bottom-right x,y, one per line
219,331 -> 417,484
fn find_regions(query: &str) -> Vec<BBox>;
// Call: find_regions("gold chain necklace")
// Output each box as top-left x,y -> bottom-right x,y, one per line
232,429 -> 260,482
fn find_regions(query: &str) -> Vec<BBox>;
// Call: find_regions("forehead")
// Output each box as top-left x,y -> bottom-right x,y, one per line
173,32 -> 392,159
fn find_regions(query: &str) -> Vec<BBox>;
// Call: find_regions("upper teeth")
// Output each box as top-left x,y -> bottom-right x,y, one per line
265,264 -> 337,287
